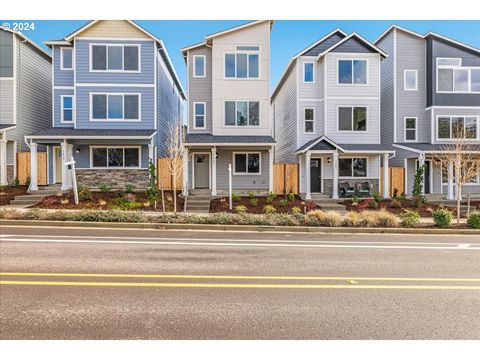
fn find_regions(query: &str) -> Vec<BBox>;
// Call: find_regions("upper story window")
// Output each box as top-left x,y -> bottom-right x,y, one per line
61,96 -> 73,123
405,117 -> 417,142
225,46 -> 259,79
225,101 -> 259,127
61,48 -> 73,70
404,70 -> 417,91
194,102 -> 206,129
437,58 -> 480,93
338,106 -> 367,132
193,55 -> 205,78
338,59 -> 367,85
304,62 -> 314,83
0,30 -> 13,77
437,116 -> 478,140
339,158 -> 368,178
91,93 -> 140,121
304,108 -> 314,133
91,44 -> 140,72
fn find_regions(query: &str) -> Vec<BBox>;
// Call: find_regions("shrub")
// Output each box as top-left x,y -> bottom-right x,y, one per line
432,208 -> 453,228
232,192 -> 241,202
279,199 -> 288,207
412,195 -> 424,208
14,177 -> 20,187
367,200 -> 379,209
390,198 -> 402,209
248,191 -> 256,200
342,212 -> 362,227
0,185 -> 5,192
98,183 -> 112,193
466,211 -> 480,229
263,205 -> 277,214
287,192 -> 296,202
351,195 -> 360,205
266,191 -> 276,204
374,210 -> 399,227
125,184 -> 135,193
342,210 -> 398,228
78,188 -> 92,202
400,210 -> 420,228
291,206 -> 302,215
373,191 -> 382,202
412,165 -> 426,197
392,188 -> 399,199
234,205 -> 248,214
307,210 -> 342,227
25,176 -> 31,188
249,198 -> 258,207
146,159 -> 159,205
124,193 -> 136,203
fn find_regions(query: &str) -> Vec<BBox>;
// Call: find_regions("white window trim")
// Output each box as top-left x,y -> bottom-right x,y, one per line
303,62 -> 315,83
89,43 -> 141,73
60,47 -> 73,70
232,152 -> 262,176
404,70 -> 418,91
89,145 -> 142,169
404,116 -> 417,142
303,108 -> 315,134
337,105 -> 369,132
193,55 -> 206,78
193,102 -> 206,129
441,162 -> 480,186
337,58 -> 369,86
338,157 -> 369,179
224,100 -> 260,127
223,45 -> 261,80
60,95 -> 74,123
90,93 -> 141,122
436,57 -> 480,94
435,115 -> 479,141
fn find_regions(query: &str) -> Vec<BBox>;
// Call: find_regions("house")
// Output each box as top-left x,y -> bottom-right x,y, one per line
375,25 -> 480,199
181,20 -> 275,196
271,29 -> 394,200
25,20 -> 185,191
0,28 -> 51,185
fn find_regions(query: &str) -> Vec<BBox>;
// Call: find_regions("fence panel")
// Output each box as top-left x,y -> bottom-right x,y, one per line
157,158 -> 183,190
273,163 -> 299,195
16,152 -> 47,186
380,166 -> 405,197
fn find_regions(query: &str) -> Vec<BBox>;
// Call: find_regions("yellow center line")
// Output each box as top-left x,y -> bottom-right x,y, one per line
1,272 -> 479,282
1,280 -> 479,290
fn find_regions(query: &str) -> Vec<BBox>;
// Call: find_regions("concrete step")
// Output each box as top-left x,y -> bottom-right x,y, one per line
187,196 -> 212,201
27,190 -> 61,195
317,204 -> 347,210
9,199 -> 38,206
14,194 -> 47,201
187,200 -> 211,205
186,205 -> 210,210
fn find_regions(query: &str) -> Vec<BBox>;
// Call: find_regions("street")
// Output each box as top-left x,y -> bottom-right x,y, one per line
0,225 -> 479,339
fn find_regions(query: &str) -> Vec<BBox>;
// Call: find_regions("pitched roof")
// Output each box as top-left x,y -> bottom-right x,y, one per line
394,143 -> 480,153
314,32 -> 388,60
0,124 -> 17,131
296,136 -> 394,153
1,28 -> 51,59
185,134 -> 275,145
25,128 -> 156,139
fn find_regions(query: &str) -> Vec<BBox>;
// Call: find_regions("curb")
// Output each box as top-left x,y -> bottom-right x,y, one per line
1,219 -> 479,235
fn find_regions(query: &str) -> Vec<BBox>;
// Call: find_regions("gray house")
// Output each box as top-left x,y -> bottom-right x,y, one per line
271,29 -> 394,200
181,21 -> 275,196
375,25 -> 480,199
0,28 -> 51,185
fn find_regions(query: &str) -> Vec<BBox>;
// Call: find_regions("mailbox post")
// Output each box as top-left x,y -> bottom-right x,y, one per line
65,156 -> 78,205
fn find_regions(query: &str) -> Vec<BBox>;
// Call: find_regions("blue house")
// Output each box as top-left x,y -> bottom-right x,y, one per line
25,20 -> 185,190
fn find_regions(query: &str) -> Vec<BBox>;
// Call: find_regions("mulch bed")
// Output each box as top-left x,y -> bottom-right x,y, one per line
0,186 -> 28,206
36,190 -> 184,212
340,198 -> 457,217
210,195 -> 318,214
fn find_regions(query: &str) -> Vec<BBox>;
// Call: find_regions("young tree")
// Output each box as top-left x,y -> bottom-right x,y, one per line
432,129 -> 480,224
146,159 -> 159,210
163,119 -> 184,213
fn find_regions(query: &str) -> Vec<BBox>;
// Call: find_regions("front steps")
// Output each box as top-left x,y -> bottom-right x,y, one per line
8,185 -> 64,208
185,189 -> 212,213
308,193 -> 347,215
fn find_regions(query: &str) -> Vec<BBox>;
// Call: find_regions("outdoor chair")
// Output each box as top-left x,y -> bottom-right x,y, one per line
339,182 -> 355,198
356,181 -> 371,198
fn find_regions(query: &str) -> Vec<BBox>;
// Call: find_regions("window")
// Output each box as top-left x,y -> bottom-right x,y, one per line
442,162 -> 479,185
437,58 -> 480,93
405,117 -> 417,141
404,70 -> 417,90
338,59 -> 367,84
194,102 -> 205,128
304,62 -> 314,83
338,107 -> 367,131
61,48 -> 73,70
0,30 -> 13,77
224,101 -> 259,126
437,116 -> 478,139
91,44 -> 139,72
233,153 -> 261,174
193,55 -> 205,77
61,96 -> 73,122
339,158 -> 368,178
91,147 -> 140,168
91,94 -> 140,121
224,46 -> 259,79
304,108 -> 314,133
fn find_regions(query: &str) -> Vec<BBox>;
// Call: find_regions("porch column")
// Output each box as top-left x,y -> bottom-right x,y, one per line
383,153 -> 390,199
332,152 -> 339,200
61,140 -> 68,190
211,147 -> 217,196
305,151 -> 311,200
148,143 -> 155,165
268,147 -> 274,193
418,153 -> 425,195
29,142 -> 38,191
0,135 -> 7,185
182,148 -> 188,195
447,160 -> 454,200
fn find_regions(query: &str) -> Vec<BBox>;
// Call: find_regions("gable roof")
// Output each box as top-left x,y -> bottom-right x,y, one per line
315,32 -> 388,60
374,24 -> 424,44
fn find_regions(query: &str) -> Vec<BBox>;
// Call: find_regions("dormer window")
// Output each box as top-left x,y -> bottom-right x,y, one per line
338,59 -> 367,84
91,44 -> 140,72
225,46 -> 259,79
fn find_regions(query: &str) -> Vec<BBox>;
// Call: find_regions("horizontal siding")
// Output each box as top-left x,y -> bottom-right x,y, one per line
297,57 -> 319,99
0,79 -> 14,124
378,31 -> 394,146
297,100 -> 324,145
53,45 -> 74,87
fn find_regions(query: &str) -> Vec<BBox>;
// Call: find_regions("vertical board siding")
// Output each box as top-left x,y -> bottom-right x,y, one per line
188,46 -> 212,134
16,152 -> 47,185
78,20 -> 151,39
53,45 -> 74,87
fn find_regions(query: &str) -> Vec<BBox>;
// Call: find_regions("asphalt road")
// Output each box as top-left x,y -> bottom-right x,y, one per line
0,225 -> 479,340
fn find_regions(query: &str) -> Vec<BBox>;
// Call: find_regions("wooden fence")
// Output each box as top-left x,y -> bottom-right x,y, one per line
273,163 -> 299,194
157,158 -> 183,190
16,152 -> 47,186
380,166 -> 405,197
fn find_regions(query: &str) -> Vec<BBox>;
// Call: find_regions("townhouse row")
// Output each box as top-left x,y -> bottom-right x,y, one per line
1,20 -> 479,200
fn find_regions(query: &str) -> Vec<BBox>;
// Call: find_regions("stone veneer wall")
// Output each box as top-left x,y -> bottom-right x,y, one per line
76,169 -> 149,189
323,179 -> 379,197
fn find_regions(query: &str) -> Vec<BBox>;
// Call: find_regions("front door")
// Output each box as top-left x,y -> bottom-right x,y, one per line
310,159 -> 322,193
54,147 -> 62,183
194,154 -> 209,189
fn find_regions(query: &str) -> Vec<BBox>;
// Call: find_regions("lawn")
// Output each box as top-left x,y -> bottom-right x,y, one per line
0,185 -> 28,206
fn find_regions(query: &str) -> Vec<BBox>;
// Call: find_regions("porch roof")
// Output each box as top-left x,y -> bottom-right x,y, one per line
296,136 -> 395,154
394,143 -> 480,154
25,128 -> 156,140
184,134 -> 275,146
0,124 -> 16,132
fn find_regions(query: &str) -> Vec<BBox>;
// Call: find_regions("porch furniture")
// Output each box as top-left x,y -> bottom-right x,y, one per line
356,181 -> 371,198
339,182 -> 355,198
